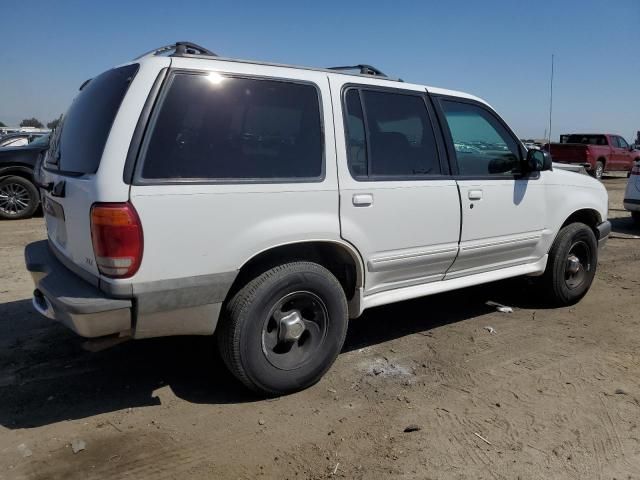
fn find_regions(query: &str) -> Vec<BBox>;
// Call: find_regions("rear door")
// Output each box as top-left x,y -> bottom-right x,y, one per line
434,96 -> 549,278
331,78 -> 461,296
41,59 -> 169,279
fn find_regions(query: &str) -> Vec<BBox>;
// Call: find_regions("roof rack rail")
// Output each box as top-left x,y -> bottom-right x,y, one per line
327,64 -> 388,77
133,41 -> 217,60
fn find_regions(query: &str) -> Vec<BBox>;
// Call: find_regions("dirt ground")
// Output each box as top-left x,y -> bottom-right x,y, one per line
0,176 -> 639,479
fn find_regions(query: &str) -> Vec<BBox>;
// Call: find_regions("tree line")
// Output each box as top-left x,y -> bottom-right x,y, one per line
0,117 -> 61,129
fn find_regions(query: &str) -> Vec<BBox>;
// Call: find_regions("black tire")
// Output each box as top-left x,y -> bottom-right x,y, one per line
217,262 -> 348,396
632,212 -> 640,225
0,176 -> 39,220
541,222 -> 598,306
591,160 -> 604,180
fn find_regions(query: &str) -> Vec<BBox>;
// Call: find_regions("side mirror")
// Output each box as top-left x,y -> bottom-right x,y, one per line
526,148 -> 552,172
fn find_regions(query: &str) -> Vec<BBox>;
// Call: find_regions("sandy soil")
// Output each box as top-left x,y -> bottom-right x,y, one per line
1,176 -> 639,479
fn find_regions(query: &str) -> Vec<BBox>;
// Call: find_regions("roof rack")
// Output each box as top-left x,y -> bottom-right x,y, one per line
134,41 -> 217,60
131,45 -> 403,81
327,64 -> 387,78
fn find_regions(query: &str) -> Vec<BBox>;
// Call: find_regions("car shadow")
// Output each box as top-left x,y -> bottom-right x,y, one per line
610,216 -> 639,235
0,279 -> 544,429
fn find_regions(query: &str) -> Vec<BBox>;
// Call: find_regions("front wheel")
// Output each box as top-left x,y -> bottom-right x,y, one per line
541,222 -> 598,306
217,262 -> 348,396
632,211 -> 640,225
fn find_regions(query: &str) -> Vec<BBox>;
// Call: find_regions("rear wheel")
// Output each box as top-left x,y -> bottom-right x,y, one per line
632,211 -> 640,225
591,161 -> 604,180
0,176 -> 39,220
541,222 -> 598,306
217,262 -> 348,396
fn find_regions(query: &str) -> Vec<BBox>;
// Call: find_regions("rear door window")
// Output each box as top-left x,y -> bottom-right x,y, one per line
343,87 -> 442,179
47,64 -> 139,174
139,73 -> 323,181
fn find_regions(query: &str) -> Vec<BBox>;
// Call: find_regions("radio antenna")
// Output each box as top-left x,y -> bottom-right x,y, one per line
548,54 -> 555,145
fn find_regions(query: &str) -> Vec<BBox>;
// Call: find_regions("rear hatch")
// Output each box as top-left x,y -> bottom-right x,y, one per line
41,64 -> 140,280
548,143 -> 589,163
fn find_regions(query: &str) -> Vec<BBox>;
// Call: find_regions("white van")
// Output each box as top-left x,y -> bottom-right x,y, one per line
26,42 -> 610,395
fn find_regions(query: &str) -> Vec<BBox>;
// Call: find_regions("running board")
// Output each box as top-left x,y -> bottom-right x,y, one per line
358,255 -> 548,314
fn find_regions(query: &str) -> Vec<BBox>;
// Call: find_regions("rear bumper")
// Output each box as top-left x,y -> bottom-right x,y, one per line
597,220 -> 612,250
25,240 -> 132,338
623,198 -> 640,212
25,240 -> 236,339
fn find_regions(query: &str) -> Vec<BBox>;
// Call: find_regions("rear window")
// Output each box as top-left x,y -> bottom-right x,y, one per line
47,64 -> 139,174
565,134 -> 608,146
139,73 -> 323,181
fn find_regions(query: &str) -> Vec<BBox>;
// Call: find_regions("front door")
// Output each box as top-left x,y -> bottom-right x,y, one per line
331,79 -> 461,296
435,97 -> 549,278
611,136 -> 632,171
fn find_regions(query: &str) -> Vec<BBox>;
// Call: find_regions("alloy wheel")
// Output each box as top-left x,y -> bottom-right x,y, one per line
0,182 -> 31,216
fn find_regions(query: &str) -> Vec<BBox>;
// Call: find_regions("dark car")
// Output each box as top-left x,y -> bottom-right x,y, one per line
0,134 -> 49,219
0,132 -> 48,148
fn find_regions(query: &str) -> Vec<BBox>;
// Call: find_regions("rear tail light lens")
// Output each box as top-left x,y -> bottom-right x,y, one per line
90,203 -> 143,278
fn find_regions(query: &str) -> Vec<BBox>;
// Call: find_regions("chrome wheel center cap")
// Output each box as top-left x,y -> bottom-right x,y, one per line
566,254 -> 581,275
278,310 -> 305,343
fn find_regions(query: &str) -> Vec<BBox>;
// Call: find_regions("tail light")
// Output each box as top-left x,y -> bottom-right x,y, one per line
631,163 -> 640,176
90,203 -> 143,278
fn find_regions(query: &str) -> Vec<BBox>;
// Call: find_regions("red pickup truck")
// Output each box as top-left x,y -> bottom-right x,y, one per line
545,134 -> 640,180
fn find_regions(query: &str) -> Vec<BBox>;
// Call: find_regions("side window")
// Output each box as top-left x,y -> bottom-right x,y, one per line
141,73 -> 323,181
343,88 -> 442,179
440,100 -> 521,176
617,136 -> 629,149
344,90 -> 367,177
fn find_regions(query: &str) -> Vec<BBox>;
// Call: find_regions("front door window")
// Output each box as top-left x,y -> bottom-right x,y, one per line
440,100 -> 521,176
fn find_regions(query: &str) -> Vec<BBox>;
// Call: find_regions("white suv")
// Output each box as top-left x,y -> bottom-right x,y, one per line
25,42 -> 611,395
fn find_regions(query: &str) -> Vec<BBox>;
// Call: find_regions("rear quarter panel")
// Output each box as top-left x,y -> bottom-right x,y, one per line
41,57 -> 171,279
127,59 -> 341,286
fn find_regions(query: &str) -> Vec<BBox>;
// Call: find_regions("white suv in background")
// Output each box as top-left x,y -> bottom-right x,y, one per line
26,42 -> 611,395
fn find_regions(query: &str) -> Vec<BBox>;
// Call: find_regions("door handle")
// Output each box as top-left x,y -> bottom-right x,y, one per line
468,189 -> 483,201
352,193 -> 373,207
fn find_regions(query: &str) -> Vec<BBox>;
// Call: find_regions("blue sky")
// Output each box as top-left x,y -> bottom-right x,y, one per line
1,0 -> 638,141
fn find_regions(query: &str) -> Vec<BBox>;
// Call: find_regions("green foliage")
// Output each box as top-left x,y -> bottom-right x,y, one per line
20,118 -> 44,128
47,117 -> 61,130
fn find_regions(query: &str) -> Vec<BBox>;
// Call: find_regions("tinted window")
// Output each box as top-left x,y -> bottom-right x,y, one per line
344,90 -> 367,177
617,136 -> 629,149
344,88 -> 441,178
141,73 -> 323,180
49,64 -> 139,174
441,100 -> 521,176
